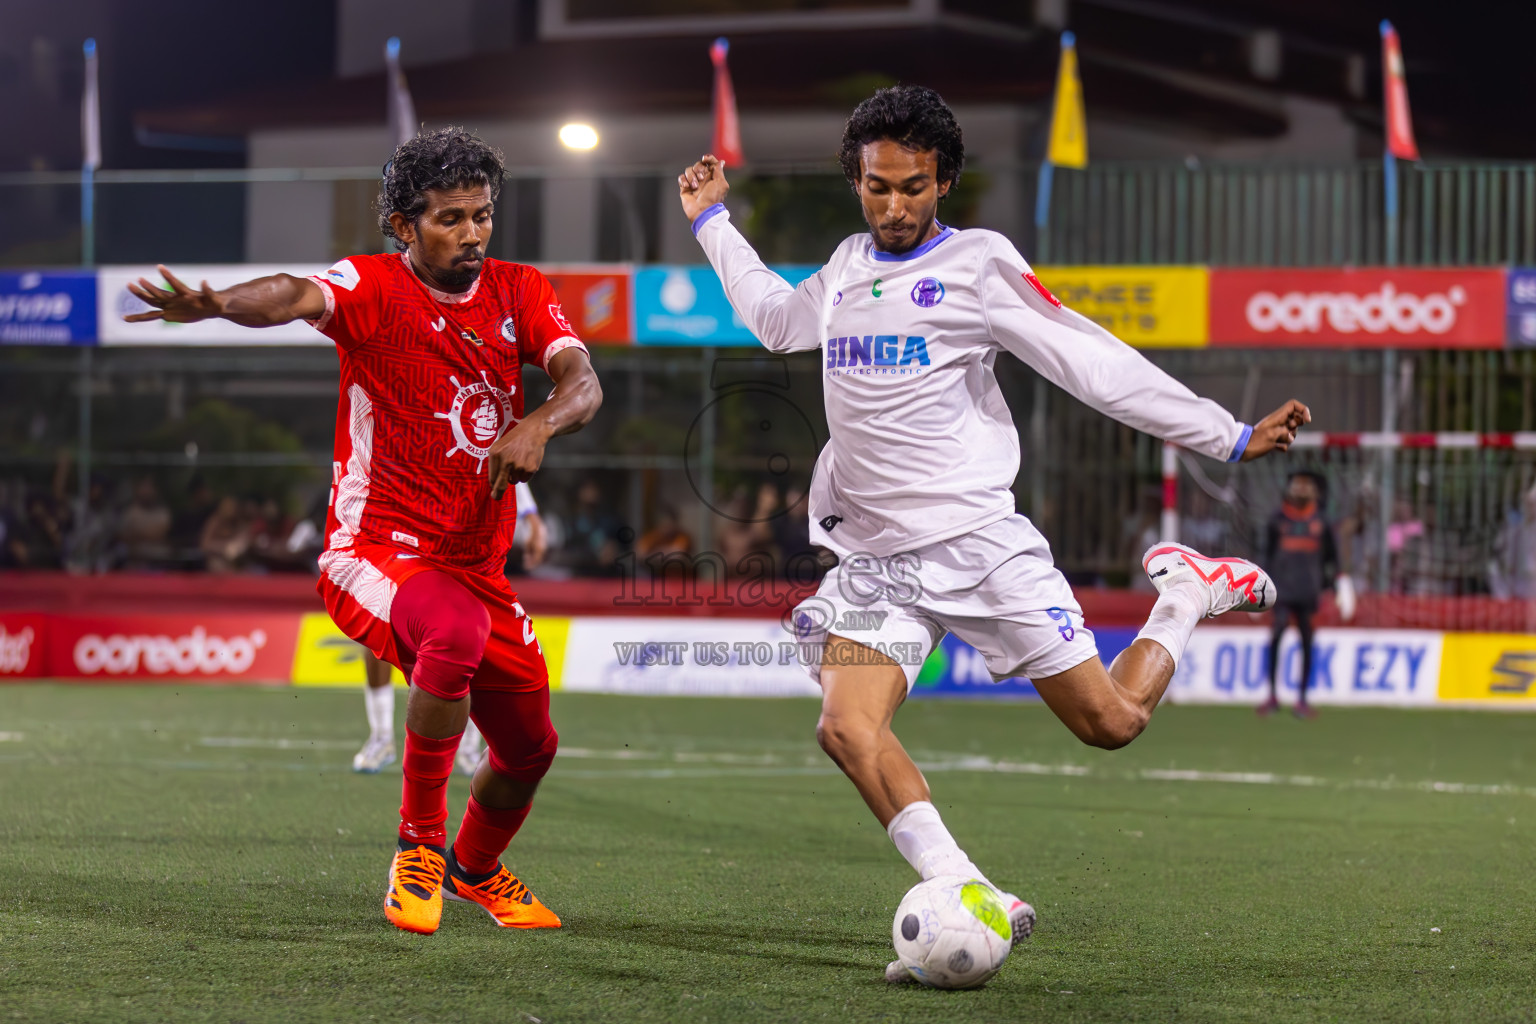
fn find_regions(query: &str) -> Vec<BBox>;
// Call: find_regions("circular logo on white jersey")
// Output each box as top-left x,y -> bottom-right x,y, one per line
911,277 -> 945,308
433,371 -> 515,473
499,314 -> 517,344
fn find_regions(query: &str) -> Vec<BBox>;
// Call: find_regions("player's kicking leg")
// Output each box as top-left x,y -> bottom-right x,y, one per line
1030,543 -> 1275,749
353,652 -> 398,773
443,687 -> 561,929
814,638 -> 1036,983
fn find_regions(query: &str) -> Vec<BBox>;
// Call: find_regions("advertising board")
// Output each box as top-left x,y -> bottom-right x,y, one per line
1209,268 -> 1506,348
0,271 -> 97,344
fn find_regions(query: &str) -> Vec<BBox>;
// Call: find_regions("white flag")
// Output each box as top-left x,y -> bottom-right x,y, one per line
384,37 -> 417,148
82,38 -> 101,170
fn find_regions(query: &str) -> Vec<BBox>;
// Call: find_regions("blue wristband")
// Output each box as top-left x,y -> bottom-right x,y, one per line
1227,424 -> 1254,462
691,203 -> 727,236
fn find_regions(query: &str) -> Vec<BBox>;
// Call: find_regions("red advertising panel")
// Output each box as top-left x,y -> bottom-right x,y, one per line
1209,269 -> 1507,348
542,269 -> 633,344
0,614 -> 46,678
40,614 -> 300,682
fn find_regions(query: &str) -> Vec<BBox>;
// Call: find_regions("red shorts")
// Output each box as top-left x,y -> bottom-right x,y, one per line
317,543 -> 548,694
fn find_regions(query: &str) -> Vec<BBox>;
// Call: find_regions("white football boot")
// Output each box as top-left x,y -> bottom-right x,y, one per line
1142,542 -> 1276,616
351,735 -> 396,774
998,891 -> 1036,947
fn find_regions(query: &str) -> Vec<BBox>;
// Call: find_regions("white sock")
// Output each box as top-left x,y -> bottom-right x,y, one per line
457,719 -> 482,758
1135,580 -> 1206,668
363,683 -> 394,742
887,801 -> 989,884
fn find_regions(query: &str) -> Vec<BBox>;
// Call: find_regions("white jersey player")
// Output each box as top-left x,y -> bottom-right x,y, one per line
677,85 -> 1309,979
353,480 -> 547,776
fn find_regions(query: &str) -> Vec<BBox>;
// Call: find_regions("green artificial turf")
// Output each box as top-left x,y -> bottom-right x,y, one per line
0,684 -> 1533,1023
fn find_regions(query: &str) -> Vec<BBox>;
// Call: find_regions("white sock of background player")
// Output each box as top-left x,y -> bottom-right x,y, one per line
363,683 -> 394,743
887,800 -> 990,884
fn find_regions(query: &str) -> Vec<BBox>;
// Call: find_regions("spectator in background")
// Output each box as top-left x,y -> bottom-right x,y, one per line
4,490 -> 67,568
1491,483 -> 1536,600
1260,471 -> 1344,719
171,476 -> 217,559
714,485 -> 774,573
200,495 -> 252,573
117,477 -> 172,569
64,477 -> 118,573
773,483 -> 822,579
558,478 -> 625,576
638,505 -> 692,562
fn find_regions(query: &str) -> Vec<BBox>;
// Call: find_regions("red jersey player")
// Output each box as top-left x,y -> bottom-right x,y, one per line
125,128 -> 603,936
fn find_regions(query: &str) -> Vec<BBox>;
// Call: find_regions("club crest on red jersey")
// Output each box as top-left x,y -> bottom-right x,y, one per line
499,314 -> 517,345
432,371 -> 515,473
549,303 -> 574,335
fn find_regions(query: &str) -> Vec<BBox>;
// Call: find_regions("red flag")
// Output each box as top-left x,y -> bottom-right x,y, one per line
1380,21 -> 1419,161
710,37 -> 745,167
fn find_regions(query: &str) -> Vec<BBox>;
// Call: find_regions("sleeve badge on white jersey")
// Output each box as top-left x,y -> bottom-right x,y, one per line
323,259 -> 362,292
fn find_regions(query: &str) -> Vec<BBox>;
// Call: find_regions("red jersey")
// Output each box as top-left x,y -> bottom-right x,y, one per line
309,252 -> 586,577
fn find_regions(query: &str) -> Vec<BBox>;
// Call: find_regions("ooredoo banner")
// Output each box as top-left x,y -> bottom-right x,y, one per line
40,614 -> 300,682
1209,268 -> 1506,348
0,615 -> 46,677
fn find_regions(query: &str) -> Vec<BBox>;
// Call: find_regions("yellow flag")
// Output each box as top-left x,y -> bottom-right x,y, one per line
1046,33 -> 1087,169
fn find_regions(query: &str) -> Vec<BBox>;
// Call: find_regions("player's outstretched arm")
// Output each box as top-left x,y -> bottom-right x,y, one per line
1239,400 -> 1311,461
125,265 -> 326,327
678,155 -> 824,354
486,347 -> 603,500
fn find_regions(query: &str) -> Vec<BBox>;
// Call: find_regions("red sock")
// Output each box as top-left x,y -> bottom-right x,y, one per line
453,794 -> 532,876
399,727 -> 460,846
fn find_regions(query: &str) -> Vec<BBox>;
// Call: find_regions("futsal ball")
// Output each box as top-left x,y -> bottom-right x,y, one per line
890,876 -> 1013,989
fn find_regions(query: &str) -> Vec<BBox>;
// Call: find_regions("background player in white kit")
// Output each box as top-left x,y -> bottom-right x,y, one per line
677,85 -> 1309,975
353,480 -> 548,776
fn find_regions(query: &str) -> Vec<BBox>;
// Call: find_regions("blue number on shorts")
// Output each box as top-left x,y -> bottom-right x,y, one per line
1046,607 -> 1075,642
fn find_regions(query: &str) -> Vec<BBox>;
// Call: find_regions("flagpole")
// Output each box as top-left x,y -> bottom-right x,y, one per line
79,37 -> 100,518
1388,21 -> 1400,268
1384,149 -> 1398,267
1035,30 -> 1082,265
1034,159 -> 1054,263
81,38 -> 98,267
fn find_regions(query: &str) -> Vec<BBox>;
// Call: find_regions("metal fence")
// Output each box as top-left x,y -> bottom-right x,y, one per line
5,160 -> 1536,268
1029,161 -> 1536,267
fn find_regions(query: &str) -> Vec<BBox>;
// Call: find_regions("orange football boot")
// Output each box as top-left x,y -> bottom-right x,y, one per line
443,849 -> 562,929
384,841 -> 446,935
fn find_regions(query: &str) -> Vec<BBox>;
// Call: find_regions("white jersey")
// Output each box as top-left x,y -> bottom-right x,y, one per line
692,205 -> 1251,556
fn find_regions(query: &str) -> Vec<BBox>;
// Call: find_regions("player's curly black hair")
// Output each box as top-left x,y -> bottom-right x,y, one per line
377,127 -> 505,249
837,85 -> 965,195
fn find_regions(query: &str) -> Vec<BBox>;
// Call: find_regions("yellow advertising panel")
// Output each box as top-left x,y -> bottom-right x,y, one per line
1438,633 -> 1536,702
291,612 -> 405,687
1034,265 -> 1209,348
292,610 -> 572,688
537,615 -> 571,690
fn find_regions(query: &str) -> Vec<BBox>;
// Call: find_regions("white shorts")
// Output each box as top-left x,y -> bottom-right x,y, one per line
791,514 -> 1098,690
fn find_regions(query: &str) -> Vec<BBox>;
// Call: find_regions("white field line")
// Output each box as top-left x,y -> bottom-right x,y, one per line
187,738 -> 1536,798
200,736 -> 362,750
0,732 -> 24,742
